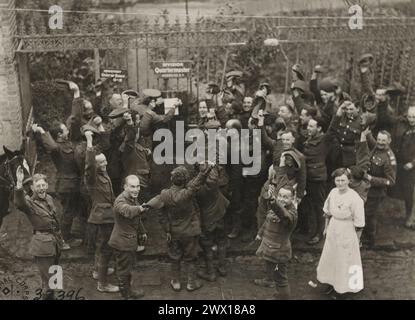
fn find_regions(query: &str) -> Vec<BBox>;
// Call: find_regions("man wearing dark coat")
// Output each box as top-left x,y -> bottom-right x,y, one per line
146,164 -> 214,292
109,175 -> 148,299
254,185 -> 297,300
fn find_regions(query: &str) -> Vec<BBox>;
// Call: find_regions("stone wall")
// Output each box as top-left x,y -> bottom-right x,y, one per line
0,0 -> 22,150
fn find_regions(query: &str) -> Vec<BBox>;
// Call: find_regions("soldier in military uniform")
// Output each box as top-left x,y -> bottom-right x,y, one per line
329,101 -> 364,170
291,80 -> 315,114
84,130 -> 119,293
109,175 -> 148,299
31,123 -> 83,249
138,89 -> 179,150
296,105 -> 318,152
254,185 -> 298,300
363,130 -> 397,247
14,169 -> 64,300
146,164 -> 214,292
119,112 -> 152,201
388,106 -> 415,228
195,165 -> 230,282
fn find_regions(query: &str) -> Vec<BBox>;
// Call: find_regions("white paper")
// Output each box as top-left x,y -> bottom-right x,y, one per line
164,98 -> 179,115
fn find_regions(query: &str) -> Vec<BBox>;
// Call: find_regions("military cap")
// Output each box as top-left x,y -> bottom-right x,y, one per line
207,81 -> 219,88
259,82 -> 271,94
319,77 -> 337,93
225,70 -> 243,79
81,124 -> 100,135
385,82 -> 406,96
207,81 -> 220,94
292,64 -> 305,80
122,89 -> 139,97
109,107 -> 130,119
142,88 -> 162,98
281,150 -> 301,168
292,80 -> 308,93
359,53 -> 374,65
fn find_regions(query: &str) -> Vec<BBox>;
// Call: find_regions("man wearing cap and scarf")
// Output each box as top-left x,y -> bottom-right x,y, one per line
139,88 -> 179,150
84,129 -> 119,293
258,111 -> 306,203
145,164 -> 214,292
256,150 -> 301,231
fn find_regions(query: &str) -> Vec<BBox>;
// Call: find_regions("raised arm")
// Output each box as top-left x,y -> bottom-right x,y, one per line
114,197 -> 147,219
32,124 -> 59,154
84,131 -> 97,187
13,166 -> 32,215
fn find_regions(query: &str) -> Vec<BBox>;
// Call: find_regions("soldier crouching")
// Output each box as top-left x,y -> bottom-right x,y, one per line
14,168 -> 63,300
108,175 -> 148,299
254,185 -> 298,300
146,164 -> 214,292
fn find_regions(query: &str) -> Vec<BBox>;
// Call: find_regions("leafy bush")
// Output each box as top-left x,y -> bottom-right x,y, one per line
31,81 -> 73,131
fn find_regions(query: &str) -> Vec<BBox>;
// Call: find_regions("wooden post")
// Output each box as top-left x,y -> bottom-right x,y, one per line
94,48 -> 100,83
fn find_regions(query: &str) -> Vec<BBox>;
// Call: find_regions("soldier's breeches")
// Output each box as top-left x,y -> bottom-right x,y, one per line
364,197 -> 383,241
95,224 -> 114,284
200,220 -> 227,251
167,236 -> 199,262
59,192 -> 83,240
34,255 -> 59,291
114,250 -> 135,282
266,260 -> 289,288
306,181 -> 327,237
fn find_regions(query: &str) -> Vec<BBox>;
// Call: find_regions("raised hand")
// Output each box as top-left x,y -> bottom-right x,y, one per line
16,165 -> 24,185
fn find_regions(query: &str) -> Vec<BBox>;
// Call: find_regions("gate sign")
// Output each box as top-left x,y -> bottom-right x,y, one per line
153,61 -> 191,79
100,69 -> 127,83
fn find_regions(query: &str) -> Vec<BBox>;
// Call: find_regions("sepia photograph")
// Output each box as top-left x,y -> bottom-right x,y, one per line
0,0 -> 414,306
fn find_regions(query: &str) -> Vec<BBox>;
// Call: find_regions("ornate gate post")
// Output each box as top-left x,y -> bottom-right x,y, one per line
0,0 -> 23,150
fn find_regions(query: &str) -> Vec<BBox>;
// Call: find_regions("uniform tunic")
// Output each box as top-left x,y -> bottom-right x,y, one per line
317,188 -> 365,294
256,201 -> 297,264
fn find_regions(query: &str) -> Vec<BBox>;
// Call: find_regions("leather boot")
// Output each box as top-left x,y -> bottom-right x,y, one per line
227,213 -> 242,239
216,243 -> 227,277
254,261 -> 276,288
119,276 -> 144,300
273,285 -> 291,300
197,251 -> 216,282
186,262 -> 203,291
170,261 -> 182,291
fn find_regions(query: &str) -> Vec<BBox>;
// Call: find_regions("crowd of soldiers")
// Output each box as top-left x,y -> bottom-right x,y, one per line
12,52 -> 415,300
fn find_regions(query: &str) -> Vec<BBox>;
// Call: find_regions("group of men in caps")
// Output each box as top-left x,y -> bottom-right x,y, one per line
12,50 -> 415,299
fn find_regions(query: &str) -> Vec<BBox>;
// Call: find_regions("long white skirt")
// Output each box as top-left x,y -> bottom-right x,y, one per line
317,218 -> 364,294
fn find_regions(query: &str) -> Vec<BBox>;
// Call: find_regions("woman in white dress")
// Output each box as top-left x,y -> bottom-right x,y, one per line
317,168 -> 365,296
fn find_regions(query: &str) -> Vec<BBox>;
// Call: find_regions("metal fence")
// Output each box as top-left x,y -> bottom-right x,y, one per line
14,10 -> 415,107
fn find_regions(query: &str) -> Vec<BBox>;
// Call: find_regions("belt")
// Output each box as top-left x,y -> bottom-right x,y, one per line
332,216 -> 353,221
